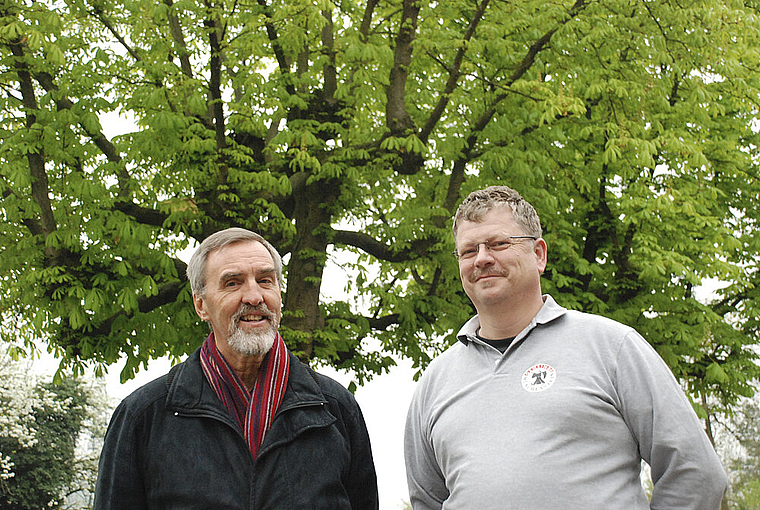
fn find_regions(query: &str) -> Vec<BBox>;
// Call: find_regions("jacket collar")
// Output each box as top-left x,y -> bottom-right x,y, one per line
457,294 -> 567,345
166,348 -> 328,417
165,347 -> 335,459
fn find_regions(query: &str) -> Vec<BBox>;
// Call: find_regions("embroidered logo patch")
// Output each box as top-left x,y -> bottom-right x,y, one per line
521,364 -> 556,393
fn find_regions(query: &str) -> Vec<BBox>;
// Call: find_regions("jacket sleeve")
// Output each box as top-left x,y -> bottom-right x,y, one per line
404,383 -> 447,510
93,400 -> 148,510
616,331 -> 728,509
342,395 -> 380,510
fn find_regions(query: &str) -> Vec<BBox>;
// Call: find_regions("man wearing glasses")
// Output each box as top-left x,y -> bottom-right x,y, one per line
404,185 -> 727,509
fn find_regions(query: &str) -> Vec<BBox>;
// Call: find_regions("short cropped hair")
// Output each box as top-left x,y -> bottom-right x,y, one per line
186,227 -> 283,296
452,185 -> 543,240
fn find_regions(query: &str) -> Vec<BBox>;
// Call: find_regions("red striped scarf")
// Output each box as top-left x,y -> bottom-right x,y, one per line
199,331 -> 290,459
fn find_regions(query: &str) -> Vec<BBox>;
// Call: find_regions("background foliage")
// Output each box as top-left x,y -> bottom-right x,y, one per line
2,0 -> 760,414
717,395 -> 760,509
0,348 -> 108,509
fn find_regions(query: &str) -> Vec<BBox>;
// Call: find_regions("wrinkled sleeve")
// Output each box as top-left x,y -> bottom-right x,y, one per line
93,401 -> 148,510
404,382 -> 447,510
616,331 -> 727,510
344,396 -> 380,510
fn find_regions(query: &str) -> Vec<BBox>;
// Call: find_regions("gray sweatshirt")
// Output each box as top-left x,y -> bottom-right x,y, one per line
404,295 -> 727,509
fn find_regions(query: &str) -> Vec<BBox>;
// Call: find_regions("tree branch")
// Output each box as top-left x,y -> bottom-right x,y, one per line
347,0 -> 380,98
321,9 -> 337,99
449,0 -> 590,188
385,0 -> 420,134
204,12 -> 228,156
33,70 -> 131,199
257,0 -> 296,96
137,280 -> 186,314
164,0 -> 194,78
91,9 -> 141,62
112,201 -> 170,227
1,177 -> 46,236
32,67 -> 180,233
9,38 -> 57,242
331,229 -> 435,262
359,0 -> 380,39
61,281 -> 187,347
330,312 -> 401,332
420,0 -> 491,142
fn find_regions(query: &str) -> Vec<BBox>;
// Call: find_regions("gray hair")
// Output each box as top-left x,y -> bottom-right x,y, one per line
186,228 -> 283,296
452,185 -> 542,239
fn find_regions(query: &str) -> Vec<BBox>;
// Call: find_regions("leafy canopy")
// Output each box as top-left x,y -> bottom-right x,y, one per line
2,0 -> 760,412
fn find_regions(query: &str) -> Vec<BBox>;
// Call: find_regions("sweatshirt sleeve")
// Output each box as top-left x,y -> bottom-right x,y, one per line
615,331 -> 728,509
404,381 -> 447,510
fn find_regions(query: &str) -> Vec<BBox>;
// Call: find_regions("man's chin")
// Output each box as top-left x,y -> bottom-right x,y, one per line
227,329 -> 276,357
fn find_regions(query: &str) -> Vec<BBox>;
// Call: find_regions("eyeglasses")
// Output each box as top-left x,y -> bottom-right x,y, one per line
453,236 -> 537,261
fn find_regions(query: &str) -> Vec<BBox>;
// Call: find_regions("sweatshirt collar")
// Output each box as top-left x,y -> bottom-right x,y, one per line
457,294 -> 566,345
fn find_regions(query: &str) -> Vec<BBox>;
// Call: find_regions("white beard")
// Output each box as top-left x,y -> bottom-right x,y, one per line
227,326 -> 276,357
225,303 -> 279,356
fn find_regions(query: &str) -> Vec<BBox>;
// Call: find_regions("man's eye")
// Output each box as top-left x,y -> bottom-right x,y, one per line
461,248 -> 477,256
490,240 -> 510,250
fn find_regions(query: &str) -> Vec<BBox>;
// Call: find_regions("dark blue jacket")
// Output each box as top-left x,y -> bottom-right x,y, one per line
94,348 -> 379,509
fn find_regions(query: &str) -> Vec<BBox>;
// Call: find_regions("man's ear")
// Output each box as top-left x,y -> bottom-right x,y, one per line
534,238 -> 548,275
193,294 -> 209,321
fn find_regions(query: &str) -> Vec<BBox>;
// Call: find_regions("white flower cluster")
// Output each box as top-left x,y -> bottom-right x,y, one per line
0,349 -> 78,480
0,346 -> 112,507
0,455 -> 15,480
0,353 -> 39,481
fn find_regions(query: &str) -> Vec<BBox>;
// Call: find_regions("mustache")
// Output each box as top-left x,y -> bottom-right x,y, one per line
469,268 -> 507,283
232,303 -> 275,322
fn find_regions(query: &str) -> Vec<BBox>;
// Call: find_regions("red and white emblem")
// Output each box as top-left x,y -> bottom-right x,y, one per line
521,364 -> 556,393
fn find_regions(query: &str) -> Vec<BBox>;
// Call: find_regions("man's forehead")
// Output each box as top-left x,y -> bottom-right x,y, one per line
457,209 -> 516,237
207,241 -> 274,272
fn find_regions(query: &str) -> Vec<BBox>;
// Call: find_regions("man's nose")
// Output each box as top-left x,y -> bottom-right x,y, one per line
473,243 -> 495,265
241,281 -> 264,304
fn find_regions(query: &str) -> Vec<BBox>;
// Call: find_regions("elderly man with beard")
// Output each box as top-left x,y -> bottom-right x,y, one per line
94,228 -> 379,510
